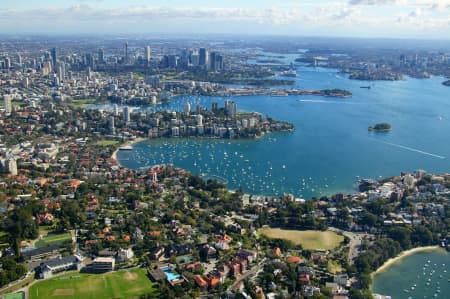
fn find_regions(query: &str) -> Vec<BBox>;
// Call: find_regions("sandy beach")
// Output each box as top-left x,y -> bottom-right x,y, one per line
111,137 -> 147,166
371,245 -> 441,277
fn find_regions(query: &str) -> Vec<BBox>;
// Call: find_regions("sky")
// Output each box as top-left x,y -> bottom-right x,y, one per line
1,0 -> 450,39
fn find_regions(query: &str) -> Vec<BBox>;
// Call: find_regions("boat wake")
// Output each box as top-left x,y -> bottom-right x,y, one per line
298,99 -> 360,104
377,140 -> 446,159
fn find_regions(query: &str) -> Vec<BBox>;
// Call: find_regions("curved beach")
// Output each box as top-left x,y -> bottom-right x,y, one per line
372,246 -> 441,276
111,137 -> 147,166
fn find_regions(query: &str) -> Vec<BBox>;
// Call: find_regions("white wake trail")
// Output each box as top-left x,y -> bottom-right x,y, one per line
298,99 -> 359,104
378,140 -> 446,159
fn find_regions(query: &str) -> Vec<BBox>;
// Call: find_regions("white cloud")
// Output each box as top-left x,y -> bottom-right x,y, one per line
349,0 -> 450,8
0,2 -> 448,37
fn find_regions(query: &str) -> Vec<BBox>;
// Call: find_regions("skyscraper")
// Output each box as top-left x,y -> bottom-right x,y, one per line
113,104 -> 119,117
199,48 -> 207,66
184,102 -> 191,114
58,62 -> 66,81
209,52 -> 216,71
98,49 -> 105,64
4,57 -> 11,69
124,42 -> 129,64
109,116 -> 115,135
86,53 -> 94,69
123,106 -> 131,122
209,52 -> 223,71
145,46 -> 151,64
51,47 -> 57,69
180,49 -> 190,66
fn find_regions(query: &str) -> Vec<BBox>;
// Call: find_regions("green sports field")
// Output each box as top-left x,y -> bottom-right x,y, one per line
34,233 -> 72,248
3,292 -> 25,299
29,268 -> 157,299
259,228 -> 344,250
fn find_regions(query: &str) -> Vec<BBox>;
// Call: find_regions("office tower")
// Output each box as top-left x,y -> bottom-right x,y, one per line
58,62 -> 66,81
98,49 -> 104,64
4,57 -> 11,69
42,61 -> 52,75
168,55 -> 178,68
145,46 -> 151,64
209,52 -> 223,71
209,52 -> 216,70
184,102 -> 191,114
53,74 -> 59,87
190,53 -> 199,66
51,47 -> 57,69
17,54 -> 22,65
211,102 -> 218,112
124,42 -> 128,64
199,48 -> 207,66
7,158 -> 18,176
123,106 -> 131,122
196,104 -> 202,114
113,104 -> 119,117
87,67 -> 92,80
4,95 -> 12,115
215,54 -> 223,71
86,53 -> 94,69
180,49 -> 190,66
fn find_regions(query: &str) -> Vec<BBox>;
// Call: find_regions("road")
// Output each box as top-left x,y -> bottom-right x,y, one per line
329,227 -> 364,265
229,258 -> 267,291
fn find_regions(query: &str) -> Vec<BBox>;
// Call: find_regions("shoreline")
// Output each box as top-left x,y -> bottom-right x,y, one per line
111,137 -> 147,166
371,245 -> 441,278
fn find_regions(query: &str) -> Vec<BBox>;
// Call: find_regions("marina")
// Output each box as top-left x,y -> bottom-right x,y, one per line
372,249 -> 450,299
115,64 -> 450,198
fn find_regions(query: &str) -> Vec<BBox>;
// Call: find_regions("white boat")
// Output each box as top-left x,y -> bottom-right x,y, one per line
118,145 -> 133,150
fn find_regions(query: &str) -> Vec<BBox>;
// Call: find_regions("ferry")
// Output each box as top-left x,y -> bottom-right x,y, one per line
281,69 -> 297,77
118,145 -> 133,150
360,86 -> 371,89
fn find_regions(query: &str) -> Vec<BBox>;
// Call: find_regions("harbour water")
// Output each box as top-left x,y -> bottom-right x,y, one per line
113,63 -> 450,198
372,249 -> 450,299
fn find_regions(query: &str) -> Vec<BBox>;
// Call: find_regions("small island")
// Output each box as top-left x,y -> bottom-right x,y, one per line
368,123 -> 392,132
443,80 -> 450,87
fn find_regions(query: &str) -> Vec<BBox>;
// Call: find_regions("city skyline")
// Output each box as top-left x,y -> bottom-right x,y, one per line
1,0 -> 450,39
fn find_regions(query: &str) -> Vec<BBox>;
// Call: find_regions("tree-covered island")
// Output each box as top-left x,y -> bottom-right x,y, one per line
368,123 -> 392,132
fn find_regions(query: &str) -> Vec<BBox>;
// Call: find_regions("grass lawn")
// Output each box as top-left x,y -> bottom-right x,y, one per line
327,260 -> 343,274
0,101 -> 23,108
29,268 -> 157,299
35,233 -> 72,248
3,292 -> 25,299
70,99 -> 100,109
259,228 -> 344,250
97,140 -> 120,147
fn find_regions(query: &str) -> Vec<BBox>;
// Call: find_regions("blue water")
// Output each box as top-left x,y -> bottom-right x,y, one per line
373,249 -> 450,299
161,266 -> 181,281
110,63 -> 450,198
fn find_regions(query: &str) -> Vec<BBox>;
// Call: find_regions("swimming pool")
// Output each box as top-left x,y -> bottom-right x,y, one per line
160,266 -> 181,282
